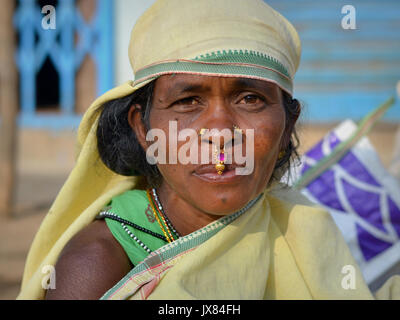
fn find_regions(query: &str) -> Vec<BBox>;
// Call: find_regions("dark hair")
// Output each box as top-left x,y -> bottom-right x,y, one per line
96,80 -> 162,187
272,90 -> 301,183
96,80 -> 301,187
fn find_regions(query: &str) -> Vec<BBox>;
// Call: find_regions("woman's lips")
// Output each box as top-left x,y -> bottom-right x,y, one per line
192,164 -> 245,183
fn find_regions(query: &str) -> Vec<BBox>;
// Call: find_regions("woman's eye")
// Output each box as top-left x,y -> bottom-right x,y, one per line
172,97 -> 201,112
175,97 -> 199,106
239,94 -> 264,105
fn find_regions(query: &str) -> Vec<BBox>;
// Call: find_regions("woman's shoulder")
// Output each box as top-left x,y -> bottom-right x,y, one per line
267,184 -> 374,299
45,219 -> 132,300
98,188 -> 168,266
268,183 -> 330,212
267,184 -> 335,232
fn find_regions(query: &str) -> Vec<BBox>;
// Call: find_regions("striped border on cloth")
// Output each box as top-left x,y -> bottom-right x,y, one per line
133,50 -> 293,95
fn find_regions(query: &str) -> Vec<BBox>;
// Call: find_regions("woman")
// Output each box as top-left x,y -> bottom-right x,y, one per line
18,0 -> 399,300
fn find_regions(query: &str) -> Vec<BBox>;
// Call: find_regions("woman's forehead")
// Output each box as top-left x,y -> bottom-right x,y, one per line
154,74 -> 280,93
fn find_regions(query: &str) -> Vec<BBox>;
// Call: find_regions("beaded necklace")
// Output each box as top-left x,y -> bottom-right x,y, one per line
151,188 -> 181,238
98,211 -> 155,254
146,189 -> 176,243
98,210 -> 167,241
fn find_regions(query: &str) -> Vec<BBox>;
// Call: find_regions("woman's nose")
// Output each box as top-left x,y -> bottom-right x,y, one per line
199,98 -> 236,149
202,128 -> 232,149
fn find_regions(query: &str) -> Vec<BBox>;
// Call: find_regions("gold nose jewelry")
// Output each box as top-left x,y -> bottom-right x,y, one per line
233,125 -> 243,135
200,126 -> 242,175
214,146 -> 226,175
199,128 -> 208,136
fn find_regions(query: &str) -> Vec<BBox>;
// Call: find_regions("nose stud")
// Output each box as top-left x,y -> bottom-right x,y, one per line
233,125 -> 243,135
199,128 -> 208,136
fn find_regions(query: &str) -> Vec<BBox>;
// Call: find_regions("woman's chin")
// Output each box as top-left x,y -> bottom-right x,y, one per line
191,189 -> 257,216
180,171 -> 260,215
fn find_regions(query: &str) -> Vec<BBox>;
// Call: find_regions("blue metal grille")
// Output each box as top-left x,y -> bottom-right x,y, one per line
14,0 -> 114,129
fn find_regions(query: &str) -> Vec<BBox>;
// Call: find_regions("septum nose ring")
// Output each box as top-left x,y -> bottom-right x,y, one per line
233,125 -> 243,135
214,146 -> 226,175
199,128 -> 226,175
199,126 -> 242,175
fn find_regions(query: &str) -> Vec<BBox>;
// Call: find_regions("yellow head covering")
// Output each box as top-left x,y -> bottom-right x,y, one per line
129,0 -> 301,95
20,0 -> 399,300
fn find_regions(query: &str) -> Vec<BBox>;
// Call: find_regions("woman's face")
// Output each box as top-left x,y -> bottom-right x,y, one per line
133,74 -> 293,215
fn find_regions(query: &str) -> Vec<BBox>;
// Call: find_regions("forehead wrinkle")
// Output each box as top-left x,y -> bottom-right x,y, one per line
231,78 -> 277,92
156,76 -> 280,103
161,78 -> 212,101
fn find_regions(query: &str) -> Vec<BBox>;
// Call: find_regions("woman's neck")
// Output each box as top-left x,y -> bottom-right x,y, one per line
154,182 -> 222,237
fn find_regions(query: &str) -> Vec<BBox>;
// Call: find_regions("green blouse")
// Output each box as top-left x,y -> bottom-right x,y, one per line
98,189 -> 172,267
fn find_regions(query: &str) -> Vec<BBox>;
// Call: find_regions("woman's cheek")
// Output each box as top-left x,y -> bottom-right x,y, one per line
254,125 -> 283,170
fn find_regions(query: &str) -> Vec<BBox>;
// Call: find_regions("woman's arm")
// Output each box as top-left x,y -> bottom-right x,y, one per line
45,219 -> 132,300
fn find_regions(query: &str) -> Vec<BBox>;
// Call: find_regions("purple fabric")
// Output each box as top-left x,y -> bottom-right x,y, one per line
329,132 -> 341,150
338,152 -> 381,187
307,169 -> 346,212
389,197 -> 400,238
342,179 -> 387,233
302,131 -> 400,261
356,224 -> 392,261
305,140 -> 324,162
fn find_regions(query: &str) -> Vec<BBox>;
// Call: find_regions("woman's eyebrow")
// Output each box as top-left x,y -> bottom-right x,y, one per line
162,78 -> 275,101
163,82 -> 209,101
232,78 -> 273,91
170,82 -> 208,94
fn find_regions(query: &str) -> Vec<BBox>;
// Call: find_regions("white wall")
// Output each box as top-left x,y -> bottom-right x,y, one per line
114,0 -> 156,85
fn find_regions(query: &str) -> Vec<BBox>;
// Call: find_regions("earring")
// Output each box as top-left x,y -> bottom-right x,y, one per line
278,150 -> 285,160
214,146 -> 226,175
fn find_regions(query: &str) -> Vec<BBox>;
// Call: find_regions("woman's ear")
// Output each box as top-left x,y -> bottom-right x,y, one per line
128,104 -> 149,152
